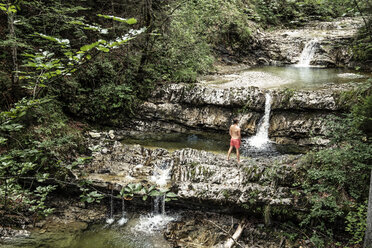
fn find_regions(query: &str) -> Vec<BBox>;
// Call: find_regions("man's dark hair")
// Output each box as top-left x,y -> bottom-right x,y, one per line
233,119 -> 239,124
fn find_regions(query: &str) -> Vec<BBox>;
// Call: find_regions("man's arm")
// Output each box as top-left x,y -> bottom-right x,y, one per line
229,126 -> 232,137
238,128 -> 241,140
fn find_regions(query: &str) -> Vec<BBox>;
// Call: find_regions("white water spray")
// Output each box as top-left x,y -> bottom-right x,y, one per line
117,198 -> 128,226
150,162 -> 172,191
150,160 -> 172,215
295,39 -> 319,67
133,160 -> 176,234
106,187 -> 115,225
248,93 -> 272,148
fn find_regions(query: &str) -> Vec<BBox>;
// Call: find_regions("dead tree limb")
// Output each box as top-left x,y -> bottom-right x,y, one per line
224,219 -> 246,248
206,219 -> 246,248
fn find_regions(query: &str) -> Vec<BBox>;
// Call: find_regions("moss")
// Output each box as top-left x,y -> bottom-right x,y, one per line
238,96 -> 253,114
279,88 -> 296,108
334,83 -> 371,110
222,190 -> 230,199
264,205 -> 272,226
336,90 -> 361,110
185,83 -> 197,91
190,167 -> 196,178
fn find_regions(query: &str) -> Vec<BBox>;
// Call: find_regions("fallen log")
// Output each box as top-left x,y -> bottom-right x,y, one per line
224,219 -> 246,248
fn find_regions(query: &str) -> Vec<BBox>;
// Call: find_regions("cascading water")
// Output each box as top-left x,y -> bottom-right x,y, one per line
242,92 -> 280,157
150,160 -> 171,215
295,39 -> 319,67
248,92 -> 272,148
106,187 -> 115,225
133,160 -> 176,234
117,197 -> 128,226
153,195 -> 166,215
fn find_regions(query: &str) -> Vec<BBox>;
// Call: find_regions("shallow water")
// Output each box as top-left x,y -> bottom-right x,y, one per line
200,66 -> 371,89
121,131 -> 293,157
1,213 -> 175,248
121,132 -> 229,153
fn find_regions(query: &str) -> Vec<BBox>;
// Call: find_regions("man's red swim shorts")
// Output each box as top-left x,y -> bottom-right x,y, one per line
230,138 -> 241,149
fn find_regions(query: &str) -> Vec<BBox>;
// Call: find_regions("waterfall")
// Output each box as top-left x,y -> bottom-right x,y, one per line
118,198 -> 128,226
153,195 -> 166,215
151,160 -> 172,191
248,92 -> 272,149
133,160 -> 176,234
295,39 -> 319,67
151,160 -> 172,215
106,187 -> 115,225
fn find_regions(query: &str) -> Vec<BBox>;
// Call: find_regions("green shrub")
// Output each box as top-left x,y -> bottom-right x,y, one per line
298,95 -> 372,246
345,201 -> 368,245
0,99 -> 85,217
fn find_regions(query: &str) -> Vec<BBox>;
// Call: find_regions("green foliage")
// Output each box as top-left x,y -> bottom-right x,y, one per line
80,186 -> 104,204
118,183 -> 178,202
0,6 -> 143,219
62,56 -> 140,124
19,21 -> 143,99
351,19 -> 372,63
351,94 -> 372,134
148,0 -> 255,82
252,0 -> 367,27
0,98 -> 86,217
0,2 -> 17,14
345,200 -> 367,245
27,185 -> 57,216
298,96 -> 372,246
97,14 -> 137,25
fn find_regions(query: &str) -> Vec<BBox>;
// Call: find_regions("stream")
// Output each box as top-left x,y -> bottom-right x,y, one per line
0,213 -> 175,248
199,65 -> 370,89
1,16 -> 371,248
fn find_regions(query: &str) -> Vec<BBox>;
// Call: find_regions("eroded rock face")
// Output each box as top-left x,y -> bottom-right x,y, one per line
173,148 -> 295,207
82,136 -> 301,215
256,17 -> 369,69
129,82 -> 369,149
123,17 -> 371,149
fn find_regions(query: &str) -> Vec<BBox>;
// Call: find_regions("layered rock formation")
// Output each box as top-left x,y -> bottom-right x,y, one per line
82,133 -> 302,217
128,82 -> 369,150
255,17 -> 367,68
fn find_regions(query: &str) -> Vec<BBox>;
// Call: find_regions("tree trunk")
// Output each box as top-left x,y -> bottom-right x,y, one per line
136,0 -> 154,83
353,0 -> 372,39
7,1 -> 20,98
364,169 -> 372,248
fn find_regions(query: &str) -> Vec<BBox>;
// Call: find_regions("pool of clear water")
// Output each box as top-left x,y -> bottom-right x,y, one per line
199,66 -> 371,89
1,213 -> 174,248
121,132 -> 230,153
120,132 -> 293,156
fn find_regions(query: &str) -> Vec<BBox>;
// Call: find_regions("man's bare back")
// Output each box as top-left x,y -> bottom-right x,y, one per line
227,119 -> 241,163
229,124 -> 241,139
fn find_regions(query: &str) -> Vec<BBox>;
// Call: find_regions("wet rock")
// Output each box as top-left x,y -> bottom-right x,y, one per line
165,211 -> 296,248
0,227 -> 30,242
108,130 -> 115,139
257,17 -> 365,68
257,57 -> 269,65
82,138 -> 302,214
128,81 -> 369,148
88,131 -> 101,139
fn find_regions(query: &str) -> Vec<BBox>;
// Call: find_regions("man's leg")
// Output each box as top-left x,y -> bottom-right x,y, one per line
227,146 -> 233,160
236,147 -> 240,163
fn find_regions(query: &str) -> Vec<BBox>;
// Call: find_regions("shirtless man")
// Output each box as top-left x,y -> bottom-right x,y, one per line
227,119 -> 241,163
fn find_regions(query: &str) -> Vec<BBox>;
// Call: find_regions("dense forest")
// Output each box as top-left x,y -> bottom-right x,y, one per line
0,0 -> 371,247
